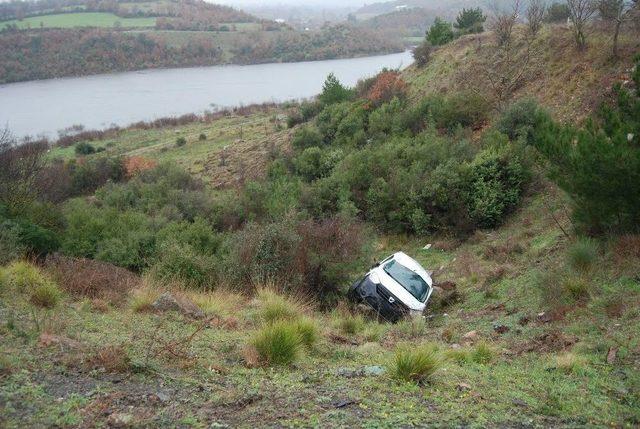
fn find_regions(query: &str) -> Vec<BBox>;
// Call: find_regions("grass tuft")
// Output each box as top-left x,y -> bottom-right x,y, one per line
257,287 -> 308,324
390,343 -> 442,383
471,341 -> 495,364
567,237 -> 598,274
555,352 -> 586,374
333,311 -> 366,336
251,320 -> 302,366
30,282 -> 62,309
129,285 -> 161,313
292,317 -> 319,349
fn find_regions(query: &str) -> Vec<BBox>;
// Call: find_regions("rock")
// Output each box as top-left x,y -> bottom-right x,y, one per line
436,281 -> 457,291
456,382 -> 471,392
537,312 -> 552,323
362,365 -> 386,376
493,324 -> 510,334
107,412 -> 133,428
152,293 -> 205,319
38,333 -> 83,350
462,330 -> 478,342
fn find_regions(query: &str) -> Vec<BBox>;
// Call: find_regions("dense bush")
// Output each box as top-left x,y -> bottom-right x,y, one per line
454,7 -> 486,35
318,73 -> 354,105
532,61 -> 640,233
496,98 -> 547,144
545,2 -> 571,23
74,142 -> 96,155
427,17 -> 455,46
412,41 -> 433,68
291,126 -> 323,151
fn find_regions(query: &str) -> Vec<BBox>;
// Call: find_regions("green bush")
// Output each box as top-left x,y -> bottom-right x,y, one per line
176,137 -> 187,147
432,92 -> 489,132
151,243 -> 217,288
318,73 -> 353,105
3,261 -> 61,308
390,344 -> 442,383
496,98 -> 546,144
291,126 -> 323,151
454,7 -> 486,34
294,147 -> 341,182
567,237 -> 599,274
75,142 -> 96,155
251,320 -> 302,366
0,221 -> 25,264
427,17 -> 455,46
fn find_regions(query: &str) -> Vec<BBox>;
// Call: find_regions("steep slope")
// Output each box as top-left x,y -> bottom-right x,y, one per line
403,24 -> 640,123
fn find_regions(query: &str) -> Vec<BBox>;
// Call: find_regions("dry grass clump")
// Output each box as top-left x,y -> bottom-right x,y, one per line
390,343 -> 442,384
46,255 -> 140,305
88,345 -> 132,373
182,288 -> 244,319
255,287 -> 311,324
129,282 -> 162,313
554,352 -> 586,374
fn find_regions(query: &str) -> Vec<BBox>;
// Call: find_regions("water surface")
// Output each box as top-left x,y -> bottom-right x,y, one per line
0,51 -> 413,139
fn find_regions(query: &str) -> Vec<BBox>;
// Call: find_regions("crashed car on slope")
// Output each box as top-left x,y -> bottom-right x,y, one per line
348,252 -> 434,323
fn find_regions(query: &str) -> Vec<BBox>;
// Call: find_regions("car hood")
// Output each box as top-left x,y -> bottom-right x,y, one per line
369,265 -> 432,312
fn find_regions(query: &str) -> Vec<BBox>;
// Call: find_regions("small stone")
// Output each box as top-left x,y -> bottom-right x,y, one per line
456,382 -> 472,391
450,343 -> 461,349
493,324 -> 510,334
423,243 -> 432,250
362,365 -> 386,376
107,412 -> 133,428
152,293 -> 205,319
462,330 -> 478,342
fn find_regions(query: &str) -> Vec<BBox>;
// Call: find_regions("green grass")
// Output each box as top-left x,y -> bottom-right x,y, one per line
390,344 -> 442,383
0,12 -> 156,29
251,320 -> 303,366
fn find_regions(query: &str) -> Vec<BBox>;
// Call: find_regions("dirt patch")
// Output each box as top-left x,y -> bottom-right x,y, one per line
514,331 -> 577,355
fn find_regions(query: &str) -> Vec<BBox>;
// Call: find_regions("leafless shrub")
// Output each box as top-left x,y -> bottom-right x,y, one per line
567,0 -> 598,49
490,0 -> 521,47
45,254 -> 141,305
527,0 -> 547,37
598,0 -> 635,57
0,127 -> 48,212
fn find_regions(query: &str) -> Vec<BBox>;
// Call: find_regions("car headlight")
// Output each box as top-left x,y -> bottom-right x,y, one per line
369,272 -> 381,284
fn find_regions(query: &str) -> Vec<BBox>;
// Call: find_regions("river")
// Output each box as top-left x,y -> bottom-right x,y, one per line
0,51 -> 413,139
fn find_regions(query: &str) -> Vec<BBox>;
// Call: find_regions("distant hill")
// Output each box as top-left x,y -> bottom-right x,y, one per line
0,0 -> 403,83
358,7 -> 435,38
355,0 -> 494,20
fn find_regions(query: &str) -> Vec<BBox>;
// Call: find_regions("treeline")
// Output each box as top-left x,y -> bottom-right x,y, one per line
0,0 -> 257,23
231,24 -> 403,65
0,29 -> 224,84
0,24 -> 403,84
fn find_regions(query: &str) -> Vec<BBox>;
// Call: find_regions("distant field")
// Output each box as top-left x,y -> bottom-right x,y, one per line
0,12 -> 156,29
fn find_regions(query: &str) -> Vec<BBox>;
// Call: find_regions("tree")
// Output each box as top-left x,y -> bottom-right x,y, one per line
427,17 -> 455,46
0,128 -> 48,214
454,7 -> 487,34
412,40 -> 432,68
545,2 -> 571,22
598,0 -> 634,57
318,73 -> 353,105
526,0 -> 547,36
490,0 -> 521,47
567,0 -> 597,49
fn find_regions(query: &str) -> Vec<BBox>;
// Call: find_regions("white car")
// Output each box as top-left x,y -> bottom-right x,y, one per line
348,252 -> 434,322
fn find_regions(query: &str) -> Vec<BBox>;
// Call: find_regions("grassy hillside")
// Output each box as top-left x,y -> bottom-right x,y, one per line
0,12 -> 156,29
1,14 -> 640,428
404,24 -> 640,123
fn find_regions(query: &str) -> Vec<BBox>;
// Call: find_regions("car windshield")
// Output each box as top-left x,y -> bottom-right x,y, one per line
383,259 -> 429,302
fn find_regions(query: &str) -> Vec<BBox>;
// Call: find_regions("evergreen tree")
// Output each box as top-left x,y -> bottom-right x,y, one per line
427,18 -> 455,46
454,7 -> 487,34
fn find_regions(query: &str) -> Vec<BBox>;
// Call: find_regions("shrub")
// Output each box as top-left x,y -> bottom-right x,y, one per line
198,133 -> 207,141
496,98 -> 546,144
412,41 -> 433,68
454,7 -> 486,34
471,341 -> 495,364
0,221 -> 25,264
45,254 -> 141,304
365,71 -> 408,108
291,126 -> 323,151
390,344 -> 442,383
90,345 -> 132,373
251,320 -> 302,366
463,144 -> 528,229
74,142 -> 96,155
294,147 -> 340,182
533,65 -> 640,234
151,243 -> 217,289
4,261 -> 50,290
427,17 -> 455,46
432,92 -> 489,132
318,73 -> 353,105
176,137 -> 187,147
30,281 -> 62,309
545,2 -> 570,23
299,100 -> 323,121
567,237 -> 599,274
